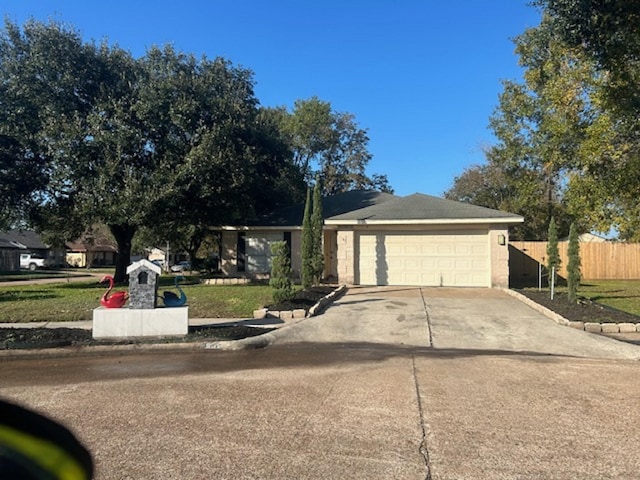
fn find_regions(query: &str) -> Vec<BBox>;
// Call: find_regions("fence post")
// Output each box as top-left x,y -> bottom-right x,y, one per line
538,263 -> 542,291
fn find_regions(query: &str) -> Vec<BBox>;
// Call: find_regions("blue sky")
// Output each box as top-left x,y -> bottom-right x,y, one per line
3,1 -> 541,197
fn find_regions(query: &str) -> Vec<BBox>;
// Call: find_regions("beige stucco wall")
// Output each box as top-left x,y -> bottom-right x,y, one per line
220,230 -> 238,276
66,252 -> 86,268
336,229 -> 356,285
489,226 -> 510,288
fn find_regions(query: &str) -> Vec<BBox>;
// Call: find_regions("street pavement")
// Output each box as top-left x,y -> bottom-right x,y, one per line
2,287 -> 640,479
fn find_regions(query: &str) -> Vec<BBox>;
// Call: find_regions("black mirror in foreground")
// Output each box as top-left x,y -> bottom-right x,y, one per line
0,399 -> 94,479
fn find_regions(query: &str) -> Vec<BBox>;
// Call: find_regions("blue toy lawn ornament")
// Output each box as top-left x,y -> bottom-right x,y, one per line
160,275 -> 187,307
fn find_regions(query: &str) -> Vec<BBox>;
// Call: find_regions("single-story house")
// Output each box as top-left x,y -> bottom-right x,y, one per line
66,240 -> 118,268
0,230 -> 66,267
219,190 -> 524,288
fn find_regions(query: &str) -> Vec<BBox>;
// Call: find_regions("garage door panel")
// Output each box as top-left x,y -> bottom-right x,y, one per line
358,231 -> 489,287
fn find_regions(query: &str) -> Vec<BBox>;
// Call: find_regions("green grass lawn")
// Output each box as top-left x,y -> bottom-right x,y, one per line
0,277 -> 274,322
578,279 -> 640,316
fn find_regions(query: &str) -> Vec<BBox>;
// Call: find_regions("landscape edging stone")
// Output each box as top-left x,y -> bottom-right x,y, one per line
254,285 -> 347,320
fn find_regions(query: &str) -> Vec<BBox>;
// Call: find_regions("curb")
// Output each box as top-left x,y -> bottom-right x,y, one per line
503,288 -> 640,334
0,340 -> 211,360
0,285 -> 349,357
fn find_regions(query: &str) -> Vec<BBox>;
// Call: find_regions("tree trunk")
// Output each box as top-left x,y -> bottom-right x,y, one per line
109,224 -> 137,283
183,228 -> 206,269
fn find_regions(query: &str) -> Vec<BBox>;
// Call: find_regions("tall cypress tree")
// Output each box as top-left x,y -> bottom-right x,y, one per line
301,187 -> 313,288
546,216 -> 561,287
311,177 -> 324,285
567,222 -> 581,303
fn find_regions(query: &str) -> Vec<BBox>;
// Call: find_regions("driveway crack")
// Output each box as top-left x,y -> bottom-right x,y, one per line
412,355 -> 432,480
419,288 -> 434,347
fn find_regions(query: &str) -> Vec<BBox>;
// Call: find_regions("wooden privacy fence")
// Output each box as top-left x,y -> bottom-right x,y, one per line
509,241 -> 640,283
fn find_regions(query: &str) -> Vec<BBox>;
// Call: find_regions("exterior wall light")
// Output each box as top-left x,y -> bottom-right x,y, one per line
498,234 -> 506,246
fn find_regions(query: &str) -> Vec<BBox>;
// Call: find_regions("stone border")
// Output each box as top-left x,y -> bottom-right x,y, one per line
201,278 -> 251,285
503,288 -> 640,334
253,285 -> 347,320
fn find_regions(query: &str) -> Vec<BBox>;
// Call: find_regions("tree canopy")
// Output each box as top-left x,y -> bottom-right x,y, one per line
0,19 -> 306,280
0,19 -> 392,279
267,97 -> 393,196
446,4 -> 640,240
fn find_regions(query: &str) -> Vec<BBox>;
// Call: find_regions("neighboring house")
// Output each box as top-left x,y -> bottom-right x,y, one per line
0,230 -> 66,267
66,240 -> 118,268
561,232 -> 608,243
0,238 -> 20,271
219,190 -> 524,288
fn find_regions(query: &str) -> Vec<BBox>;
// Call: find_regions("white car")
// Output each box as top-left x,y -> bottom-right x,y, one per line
20,253 -> 49,271
170,261 -> 191,272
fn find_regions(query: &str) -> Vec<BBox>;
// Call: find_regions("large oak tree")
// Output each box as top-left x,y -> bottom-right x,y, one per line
0,19 -> 304,280
266,97 -> 393,195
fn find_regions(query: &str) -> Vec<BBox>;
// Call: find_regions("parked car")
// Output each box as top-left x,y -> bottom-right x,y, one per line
20,253 -> 50,271
170,261 -> 191,272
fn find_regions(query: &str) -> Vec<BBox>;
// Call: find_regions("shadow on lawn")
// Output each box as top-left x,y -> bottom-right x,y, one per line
0,291 -> 59,302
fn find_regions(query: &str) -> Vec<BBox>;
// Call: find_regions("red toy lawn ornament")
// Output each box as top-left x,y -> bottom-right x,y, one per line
99,275 -> 129,308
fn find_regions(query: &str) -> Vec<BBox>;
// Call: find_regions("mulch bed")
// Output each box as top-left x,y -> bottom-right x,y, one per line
0,326 -> 274,351
516,289 -> 640,324
266,286 -> 336,312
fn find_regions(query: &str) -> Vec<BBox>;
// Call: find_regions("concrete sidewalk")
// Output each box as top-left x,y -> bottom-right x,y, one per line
0,316 -> 288,330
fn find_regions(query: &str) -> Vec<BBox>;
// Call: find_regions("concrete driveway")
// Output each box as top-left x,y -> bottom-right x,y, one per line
268,286 -> 640,361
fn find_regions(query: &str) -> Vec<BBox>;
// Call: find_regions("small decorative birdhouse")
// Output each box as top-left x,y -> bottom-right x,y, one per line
126,259 -> 162,309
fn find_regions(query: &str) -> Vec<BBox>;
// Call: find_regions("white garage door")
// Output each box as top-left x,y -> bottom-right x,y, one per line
358,231 -> 490,287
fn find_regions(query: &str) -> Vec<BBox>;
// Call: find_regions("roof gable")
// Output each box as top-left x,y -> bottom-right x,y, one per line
127,259 -> 162,276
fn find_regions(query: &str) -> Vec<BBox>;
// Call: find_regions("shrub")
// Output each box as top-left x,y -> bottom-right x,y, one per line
269,241 -> 295,303
567,222 -> 581,303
